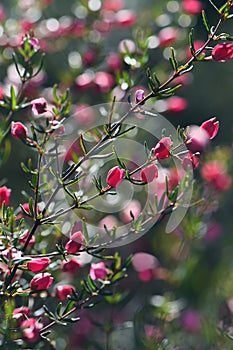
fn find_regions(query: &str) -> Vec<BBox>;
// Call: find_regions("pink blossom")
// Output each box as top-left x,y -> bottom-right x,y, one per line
55,285 -> 75,301
90,262 -> 108,280
65,231 -> 84,254
212,43 -> 233,62
182,309 -> 201,333
62,258 -> 82,274
30,272 -> 53,290
201,161 -> 232,191
75,72 -> 94,90
200,117 -> 219,140
118,39 -> 136,54
106,166 -> 125,187
166,96 -> 188,113
102,0 -> 124,11
0,186 -> 11,206
182,0 -> 203,15
140,164 -> 158,183
107,53 -> 122,72
158,27 -> 179,47
138,269 -> 153,282
27,257 -> 50,273
21,318 -> 43,342
82,50 -> 97,66
132,252 -> 158,272
114,10 -> 137,28
153,137 -> 172,159
94,71 -> 114,93
11,121 -> 28,140
31,97 -> 47,115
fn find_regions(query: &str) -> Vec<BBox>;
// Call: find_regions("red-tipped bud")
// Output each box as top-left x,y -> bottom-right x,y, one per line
106,166 -> 125,187
11,121 -> 28,140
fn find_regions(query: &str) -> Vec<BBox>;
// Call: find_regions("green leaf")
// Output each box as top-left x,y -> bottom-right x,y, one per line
201,10 -> 210,33
169,47 -> 178,71
87,275 -> 98,292
79,134 -> 87,155
10,86 -> 17,111
189,28 -> 196,58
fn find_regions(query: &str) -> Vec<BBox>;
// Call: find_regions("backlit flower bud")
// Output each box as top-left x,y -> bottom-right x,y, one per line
90,262 -> 108,280
135,89 -> 145,104
65,231 -> 84,254
55,285 -> 75,300
200,117 -> 219,140
153,137 -> 172,159
0,186 -> 11,206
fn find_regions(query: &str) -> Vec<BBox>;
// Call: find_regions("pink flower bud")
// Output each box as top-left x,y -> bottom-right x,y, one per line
201,161 -> 232,191
158,27 -> 179,47
166,96 -> 188,113
107,53 -> 122,72
21,318 -> 43,342
27,257 -> 50,273
182,152 -> 199,170
11,121 -> 28,140
115,10 -> 137,28
140,164 -> 158,183
102,0 -> 124,11
65,231 -> 84,254
55,285 -> 75,300
31,97 -> 47,115
30,272 -> 53,290
0,186 -> 11,206
182,0 -> 203,15
90,262 -> 108,280
62,258 -> 82,274
106,166 -> 125,187
212,43 -> 233,62
200,117 -> 219,140
153,137 -> 172,159
94,71 -> 114,93
135,89 -> 145,104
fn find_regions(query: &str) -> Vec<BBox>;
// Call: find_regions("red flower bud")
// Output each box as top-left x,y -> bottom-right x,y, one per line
65,231 -> 84,254
13,307 -> 30,324
0,186 -> 11,206
27,257 -> 50,273
186,125 -> 209,153
62,258 -> 82,274
140,164 -> 158,183
212,43 -> 233,62
90,262 -> 108,280
153,137 -> 172,159
30,272 -> 53,290
200,117 -> 219,140
55,285 -> 75,300
106,166 -> 125,187
11,121 -> 28,140
135,89 -> 145,104
31,97 -> 47,115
